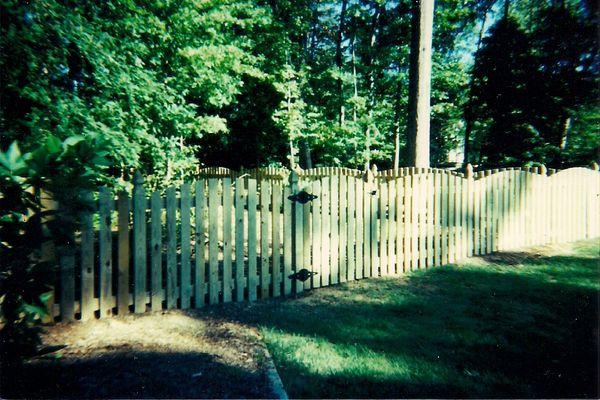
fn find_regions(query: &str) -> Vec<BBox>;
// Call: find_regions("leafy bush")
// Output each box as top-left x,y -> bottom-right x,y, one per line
0,134 -> 107,368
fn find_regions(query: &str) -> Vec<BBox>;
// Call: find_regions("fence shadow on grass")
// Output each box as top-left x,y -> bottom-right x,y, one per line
216,253 -> 599,399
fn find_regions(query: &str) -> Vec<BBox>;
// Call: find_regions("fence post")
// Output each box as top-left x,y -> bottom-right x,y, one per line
98,186 -> 113,317
465,164 -> 473,256
80,192 -> 95,321
40,189 -> 57,323
133,172 -> 147,313
117,191 -> 130,315
290,170 -> 304,294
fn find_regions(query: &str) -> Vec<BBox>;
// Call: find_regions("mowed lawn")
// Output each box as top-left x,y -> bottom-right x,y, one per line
227,240 -> 599,398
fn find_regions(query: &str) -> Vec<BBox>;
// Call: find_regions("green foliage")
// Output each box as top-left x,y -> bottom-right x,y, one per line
0,135 -> 107,367
0,0 -> 280,187
469,3 -> 598,167
1,0 -> 597,177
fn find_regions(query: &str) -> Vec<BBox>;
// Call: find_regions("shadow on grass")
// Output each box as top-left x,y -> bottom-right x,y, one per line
1,350 -> 268,399
219,253 -> 599,399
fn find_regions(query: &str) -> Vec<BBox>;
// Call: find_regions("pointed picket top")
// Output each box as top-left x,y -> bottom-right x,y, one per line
289,169 -> 299,186
133,171 -> 144,186
465,163 -> 473,179
539,165 -> 547,175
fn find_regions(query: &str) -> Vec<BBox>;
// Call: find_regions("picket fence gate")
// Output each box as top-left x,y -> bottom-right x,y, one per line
51,165 -> 600,321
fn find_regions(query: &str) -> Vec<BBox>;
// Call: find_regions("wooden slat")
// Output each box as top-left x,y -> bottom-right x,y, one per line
260,180 -> 271,299
99,186 -> 113,317
395,178 -> 404,273
501,171 -> 509,250
80,193 -> 95,321
440,173 -> 449,265
418,173 -> 427,268
180,183 -> 192,308
195,180 -> 207,307
133,176 -> 146,314
474,175 -> 482,254
339,176 -> 348,282
410,173 -> 419,270
347,177 -> 356,281
321,177 -> 331,286
208,179 -> 220,304
403,174 -> 412,271
549,170 -> 557,244
311,180 -> 322,288
272,181 -> 282,296
370,178 -> 379,276
507,170 -> 516,249
117,192 -> 130,315
166,187 -> 178,309
458,175 -> 466,259
283,183 -> 293,295
248,179 -> 258,300
576,169 -> 583,240
427,173 -> 435,267
302,181 -> 311,290
517,171 -> 525,247
389,179 -> 398,274
59,243 -> 76,322
485,172 -> 493,253
433,172 -> 442,266
222,178 -> 233,302
480,174 -> 487,254
379,180 -> 389,276
363,176 -> 372,278
455,175 -> 464,261
495,173 -> 503,250
492,172 -> 500,251
447,173 -> 456,263
355,178 -> 364,279
466,172 -> 474,256
234,178 -> 246,301
150,191 -> 162,312
330,175 -> 339,284
292,172 -> 304,293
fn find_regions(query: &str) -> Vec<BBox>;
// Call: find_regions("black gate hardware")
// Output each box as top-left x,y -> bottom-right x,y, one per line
288,269 -> 318,282
288,190 -> 318,204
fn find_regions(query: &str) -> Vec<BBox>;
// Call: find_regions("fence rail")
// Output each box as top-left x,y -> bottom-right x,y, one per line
52,165 -> 600,321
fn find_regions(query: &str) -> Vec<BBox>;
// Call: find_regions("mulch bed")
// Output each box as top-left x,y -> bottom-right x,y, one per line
1,310 -> 275,399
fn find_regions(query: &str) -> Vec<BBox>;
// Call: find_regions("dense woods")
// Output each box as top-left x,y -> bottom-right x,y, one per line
1,0 -> 597,189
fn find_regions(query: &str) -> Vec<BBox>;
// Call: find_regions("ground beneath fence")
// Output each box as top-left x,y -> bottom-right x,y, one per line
2,240 -> 598,399
1,311 -> 275,399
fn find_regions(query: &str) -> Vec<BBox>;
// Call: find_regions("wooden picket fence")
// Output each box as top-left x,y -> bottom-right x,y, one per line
52,165 -> 600,321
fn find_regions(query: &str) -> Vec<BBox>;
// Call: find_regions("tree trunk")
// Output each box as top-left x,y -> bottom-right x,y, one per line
365,2 -> 381,171
406,0 -> 435,168
308,2 -> 320,63
351,32 -> 358,123
300,140 -> 313,169
336,0 -> 348,126
393,124 -> 400,170
463,7 -> 489,165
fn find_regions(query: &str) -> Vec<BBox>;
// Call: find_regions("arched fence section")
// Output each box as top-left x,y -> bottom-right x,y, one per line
52,165 -> 599,321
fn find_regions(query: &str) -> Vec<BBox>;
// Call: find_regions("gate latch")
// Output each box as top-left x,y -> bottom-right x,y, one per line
288,190 -> 318,204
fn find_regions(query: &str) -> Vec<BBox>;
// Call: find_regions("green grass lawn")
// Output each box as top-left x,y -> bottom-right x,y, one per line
231,240 -> 599,398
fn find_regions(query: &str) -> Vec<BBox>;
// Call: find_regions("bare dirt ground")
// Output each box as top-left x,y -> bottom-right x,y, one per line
2,310 -> 275,399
